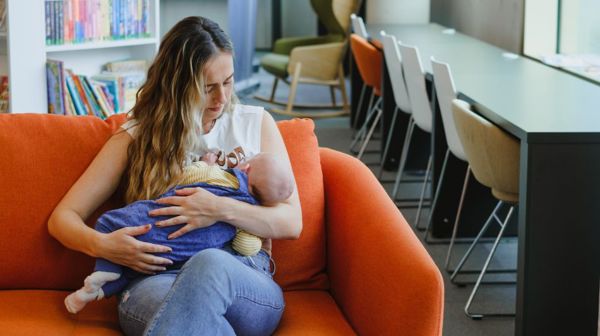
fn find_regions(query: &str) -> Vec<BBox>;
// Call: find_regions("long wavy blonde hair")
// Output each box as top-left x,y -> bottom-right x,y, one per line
125,16 -> 236,203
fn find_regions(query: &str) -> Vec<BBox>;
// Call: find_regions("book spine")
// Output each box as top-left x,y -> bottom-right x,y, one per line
45,62 -> 58,113
45,1 -> 52,45
65,73 -> 85,115
80,75 -> 103,118
57,0 -> 64,45
68,70 -> 91,115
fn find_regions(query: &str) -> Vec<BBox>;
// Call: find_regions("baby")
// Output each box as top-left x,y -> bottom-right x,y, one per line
65,152 -> 294,314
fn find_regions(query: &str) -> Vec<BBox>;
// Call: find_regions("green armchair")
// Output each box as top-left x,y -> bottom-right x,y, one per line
257,0 -> 359,118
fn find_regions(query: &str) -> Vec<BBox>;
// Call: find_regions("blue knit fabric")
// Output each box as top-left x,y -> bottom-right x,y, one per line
94,168 -> 257,297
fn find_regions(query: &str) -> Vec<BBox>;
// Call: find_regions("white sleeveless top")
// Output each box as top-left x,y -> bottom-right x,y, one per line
121,104 -> 264,167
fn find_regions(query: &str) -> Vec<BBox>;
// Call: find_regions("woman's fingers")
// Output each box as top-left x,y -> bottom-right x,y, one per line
132,247 -> 173,274
167,224 -> 193,240
149,205 -> 183,217
154,215 -> 187,228
155,196 -> 184,205
138,241 -> 172,254
122,224 -> 152,236
174,187 -> 200,196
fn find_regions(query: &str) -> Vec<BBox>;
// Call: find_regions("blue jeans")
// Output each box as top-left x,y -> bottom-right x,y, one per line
117,246 -> 284,336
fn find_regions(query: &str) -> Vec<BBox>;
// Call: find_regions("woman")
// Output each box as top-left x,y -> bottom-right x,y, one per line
48,16 -> 302,335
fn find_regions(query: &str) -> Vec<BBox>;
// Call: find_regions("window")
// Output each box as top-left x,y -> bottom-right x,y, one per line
524,0 -> 600,82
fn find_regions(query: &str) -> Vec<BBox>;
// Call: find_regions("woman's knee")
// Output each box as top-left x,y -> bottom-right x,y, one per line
182,248 -> 238,280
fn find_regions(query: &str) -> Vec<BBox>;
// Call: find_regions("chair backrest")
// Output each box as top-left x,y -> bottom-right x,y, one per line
312,0 -> 359,37
430,57 -> 466,161
350,13 -> 368,38
380,31 -> 411,114
398,43 -> 432,133
288,42 -> 346,81
451,99 -> 520,202
350,34 -> 382,94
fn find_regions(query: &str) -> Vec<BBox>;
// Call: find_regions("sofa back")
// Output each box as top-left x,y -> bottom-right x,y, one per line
0,113 -> 327,291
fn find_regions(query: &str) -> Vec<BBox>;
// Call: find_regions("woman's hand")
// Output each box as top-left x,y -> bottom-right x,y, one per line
96,225 -> 173,274
150,187 -> 221,239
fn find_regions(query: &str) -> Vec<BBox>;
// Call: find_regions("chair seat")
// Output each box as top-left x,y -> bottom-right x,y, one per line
491,188 -> 519,204
261,53 -> 290,78
0,290 -> 356,335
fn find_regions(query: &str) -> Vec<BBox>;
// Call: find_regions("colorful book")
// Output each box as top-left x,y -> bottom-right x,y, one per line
45,59 -> 66,114
91,73 -> 124,113
64,72 -> 85,116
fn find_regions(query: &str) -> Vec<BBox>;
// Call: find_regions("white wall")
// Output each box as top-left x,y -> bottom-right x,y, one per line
367,0 -> 430,24
160,0 -> 229,37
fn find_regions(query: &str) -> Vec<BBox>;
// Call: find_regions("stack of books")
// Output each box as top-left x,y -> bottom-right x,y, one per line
46,59 -> 146,117
45,0 -> 152,46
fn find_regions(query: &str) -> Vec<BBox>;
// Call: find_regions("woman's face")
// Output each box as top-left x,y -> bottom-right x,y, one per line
202,52 -> 234,121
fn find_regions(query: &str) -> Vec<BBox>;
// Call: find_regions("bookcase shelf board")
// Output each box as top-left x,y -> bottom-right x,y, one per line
46,37 -> 159,53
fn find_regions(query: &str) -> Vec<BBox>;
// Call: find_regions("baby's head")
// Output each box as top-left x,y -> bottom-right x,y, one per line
240,153 -> 294,205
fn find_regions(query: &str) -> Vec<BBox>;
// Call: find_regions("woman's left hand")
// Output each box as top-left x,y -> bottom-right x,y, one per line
150,187 -> 220,239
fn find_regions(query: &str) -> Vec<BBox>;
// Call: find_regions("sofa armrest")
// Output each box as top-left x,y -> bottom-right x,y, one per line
273,35 -> 341,55
319,148 -> 444,336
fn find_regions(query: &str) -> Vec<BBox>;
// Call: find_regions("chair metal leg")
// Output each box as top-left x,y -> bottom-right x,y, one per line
422,149 -> 450,241
450,201 -> 504,282
350,91 -> 376,150
391,118 -> 415,200
465,206 -> 516,320
352,85 -> 367,131
377,106 -> 400,180
357,104 -> 382,160
444,165 -> 471,269
414,154 -> 433,229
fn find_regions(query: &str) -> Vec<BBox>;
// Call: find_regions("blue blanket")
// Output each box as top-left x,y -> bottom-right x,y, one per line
94,168 -> 257,296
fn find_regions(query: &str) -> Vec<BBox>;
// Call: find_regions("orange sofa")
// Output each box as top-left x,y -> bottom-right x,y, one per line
0,113 -> 443,336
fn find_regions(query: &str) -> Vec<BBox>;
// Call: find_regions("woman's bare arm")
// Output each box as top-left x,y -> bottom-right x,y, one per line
151,111 -> 303,240
48,131 -> 172,273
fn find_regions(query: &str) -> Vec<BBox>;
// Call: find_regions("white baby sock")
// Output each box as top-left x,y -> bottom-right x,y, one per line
64,271 -> 120,314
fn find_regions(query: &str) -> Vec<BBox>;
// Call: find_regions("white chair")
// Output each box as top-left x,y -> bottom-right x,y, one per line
350,13 -> 368,39
426,58 -> 471,263
393,43 -> 433,225
378,31 -> 411,179
349,14 -> 370,133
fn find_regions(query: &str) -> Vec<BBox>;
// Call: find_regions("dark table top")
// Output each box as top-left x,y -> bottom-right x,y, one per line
367,23 -> 600,143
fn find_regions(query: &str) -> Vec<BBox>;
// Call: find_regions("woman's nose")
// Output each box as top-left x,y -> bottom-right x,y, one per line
213,85 -> 227,103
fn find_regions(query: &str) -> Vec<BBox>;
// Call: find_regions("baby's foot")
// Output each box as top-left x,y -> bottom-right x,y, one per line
64,271 -> 120,314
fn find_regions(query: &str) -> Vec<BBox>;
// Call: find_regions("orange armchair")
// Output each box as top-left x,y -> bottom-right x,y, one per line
0,114 -> 443,335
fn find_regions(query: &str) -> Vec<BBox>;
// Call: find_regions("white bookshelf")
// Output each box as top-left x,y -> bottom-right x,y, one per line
6,0 -> 160,113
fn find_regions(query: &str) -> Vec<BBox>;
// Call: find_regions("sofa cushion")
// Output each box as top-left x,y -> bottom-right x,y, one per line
0,290 -> 354,336
0,114 -> 125,290
274,118 -> 327,290
275,291 -> 356,335
260,53 -> 290,78
0,290 -> 121,335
